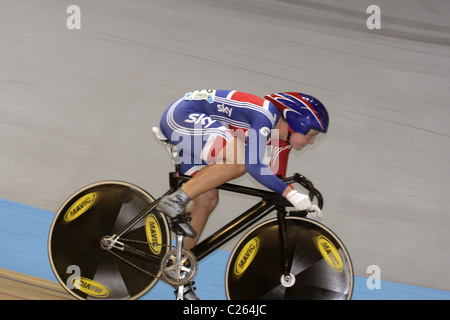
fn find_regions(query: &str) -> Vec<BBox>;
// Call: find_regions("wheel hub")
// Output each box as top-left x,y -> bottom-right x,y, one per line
280,273 -> 296,287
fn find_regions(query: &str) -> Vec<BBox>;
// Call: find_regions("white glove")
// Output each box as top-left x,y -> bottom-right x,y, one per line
286,190 -> 312,211
286,190 -> 322,221
306,204 -> 322,221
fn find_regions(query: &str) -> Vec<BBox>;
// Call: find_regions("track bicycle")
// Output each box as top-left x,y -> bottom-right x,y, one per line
48,127 -> 353,300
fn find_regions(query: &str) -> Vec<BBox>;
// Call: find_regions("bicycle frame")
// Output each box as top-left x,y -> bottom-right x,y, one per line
109,129 -> 324,278
112,168 -> 323,268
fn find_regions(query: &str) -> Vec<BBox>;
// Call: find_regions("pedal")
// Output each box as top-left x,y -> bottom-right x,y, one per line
171,213 -> 196,238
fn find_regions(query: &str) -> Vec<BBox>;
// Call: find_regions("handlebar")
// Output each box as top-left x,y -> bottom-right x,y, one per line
283,173 -> 324,210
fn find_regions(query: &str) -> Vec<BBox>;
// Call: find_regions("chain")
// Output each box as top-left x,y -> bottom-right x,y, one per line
108,249 -> 160,279
105,238 -> 175,282
120,237 -> 174,249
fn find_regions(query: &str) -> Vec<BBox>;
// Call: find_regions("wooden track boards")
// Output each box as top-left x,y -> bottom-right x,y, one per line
0,268 -> 75,300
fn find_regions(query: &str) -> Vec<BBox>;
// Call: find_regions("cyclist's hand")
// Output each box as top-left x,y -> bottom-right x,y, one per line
286,190 -> 312,211
306,204 -> 322,221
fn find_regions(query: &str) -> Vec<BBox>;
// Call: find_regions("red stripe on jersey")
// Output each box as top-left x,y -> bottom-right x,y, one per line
268,139 -> 292,178
229,91 -> 266,107
227,91 -> 266,138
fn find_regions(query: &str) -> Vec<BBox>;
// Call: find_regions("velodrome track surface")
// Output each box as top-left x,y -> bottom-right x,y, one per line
1,198 -> 450,300
1,0 -> 449,299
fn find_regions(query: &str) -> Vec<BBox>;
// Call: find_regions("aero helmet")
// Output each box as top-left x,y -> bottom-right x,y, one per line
264,92 -> 329,134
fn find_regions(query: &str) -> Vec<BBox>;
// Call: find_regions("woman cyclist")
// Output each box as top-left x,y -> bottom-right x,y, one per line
157,90 -> 329,249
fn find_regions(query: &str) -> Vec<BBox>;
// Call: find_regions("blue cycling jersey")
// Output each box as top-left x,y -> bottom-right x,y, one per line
159,89 -> 289,195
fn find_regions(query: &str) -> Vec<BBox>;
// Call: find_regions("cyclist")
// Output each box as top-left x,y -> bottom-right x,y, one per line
157,90 -> 328,299
157,90 -> 329,244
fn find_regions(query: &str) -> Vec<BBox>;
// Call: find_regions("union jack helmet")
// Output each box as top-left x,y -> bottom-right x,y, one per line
264,92 -> 329,134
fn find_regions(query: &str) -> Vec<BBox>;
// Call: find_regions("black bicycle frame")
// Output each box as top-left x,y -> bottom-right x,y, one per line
114,170 -> 323,270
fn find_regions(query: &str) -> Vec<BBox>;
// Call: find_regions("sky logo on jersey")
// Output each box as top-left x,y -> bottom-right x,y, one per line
217,103 -> 233,116
185,113 -> 217,128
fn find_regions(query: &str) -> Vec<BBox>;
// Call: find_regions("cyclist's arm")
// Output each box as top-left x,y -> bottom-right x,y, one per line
245,123 -> 317,215
245,125 -> 290,195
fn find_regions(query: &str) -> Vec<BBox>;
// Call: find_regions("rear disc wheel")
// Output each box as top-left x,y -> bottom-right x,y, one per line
48,181 -> 171,300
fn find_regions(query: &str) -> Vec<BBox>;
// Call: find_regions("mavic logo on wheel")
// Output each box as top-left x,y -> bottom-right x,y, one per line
63,192 -> 101,224
233,235 -> 262,280
145,214 -> 163,255
72,277 -> 110,298
317,236 -> 344,272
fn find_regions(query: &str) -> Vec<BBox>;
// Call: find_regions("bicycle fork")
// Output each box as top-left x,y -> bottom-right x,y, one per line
277,210 -> 296,288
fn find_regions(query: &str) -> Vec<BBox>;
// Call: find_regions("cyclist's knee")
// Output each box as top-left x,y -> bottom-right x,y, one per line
234,163 -> 247,178
206,189 -> 219,209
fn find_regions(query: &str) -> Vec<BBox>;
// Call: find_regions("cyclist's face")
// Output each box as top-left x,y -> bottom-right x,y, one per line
290,130 -> 320,150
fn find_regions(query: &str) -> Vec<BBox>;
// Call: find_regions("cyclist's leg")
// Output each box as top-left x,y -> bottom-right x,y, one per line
181,136 -> 246,200
158,99 -> 246,218
184,188 -> 219,249
156,137 -> 246,239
